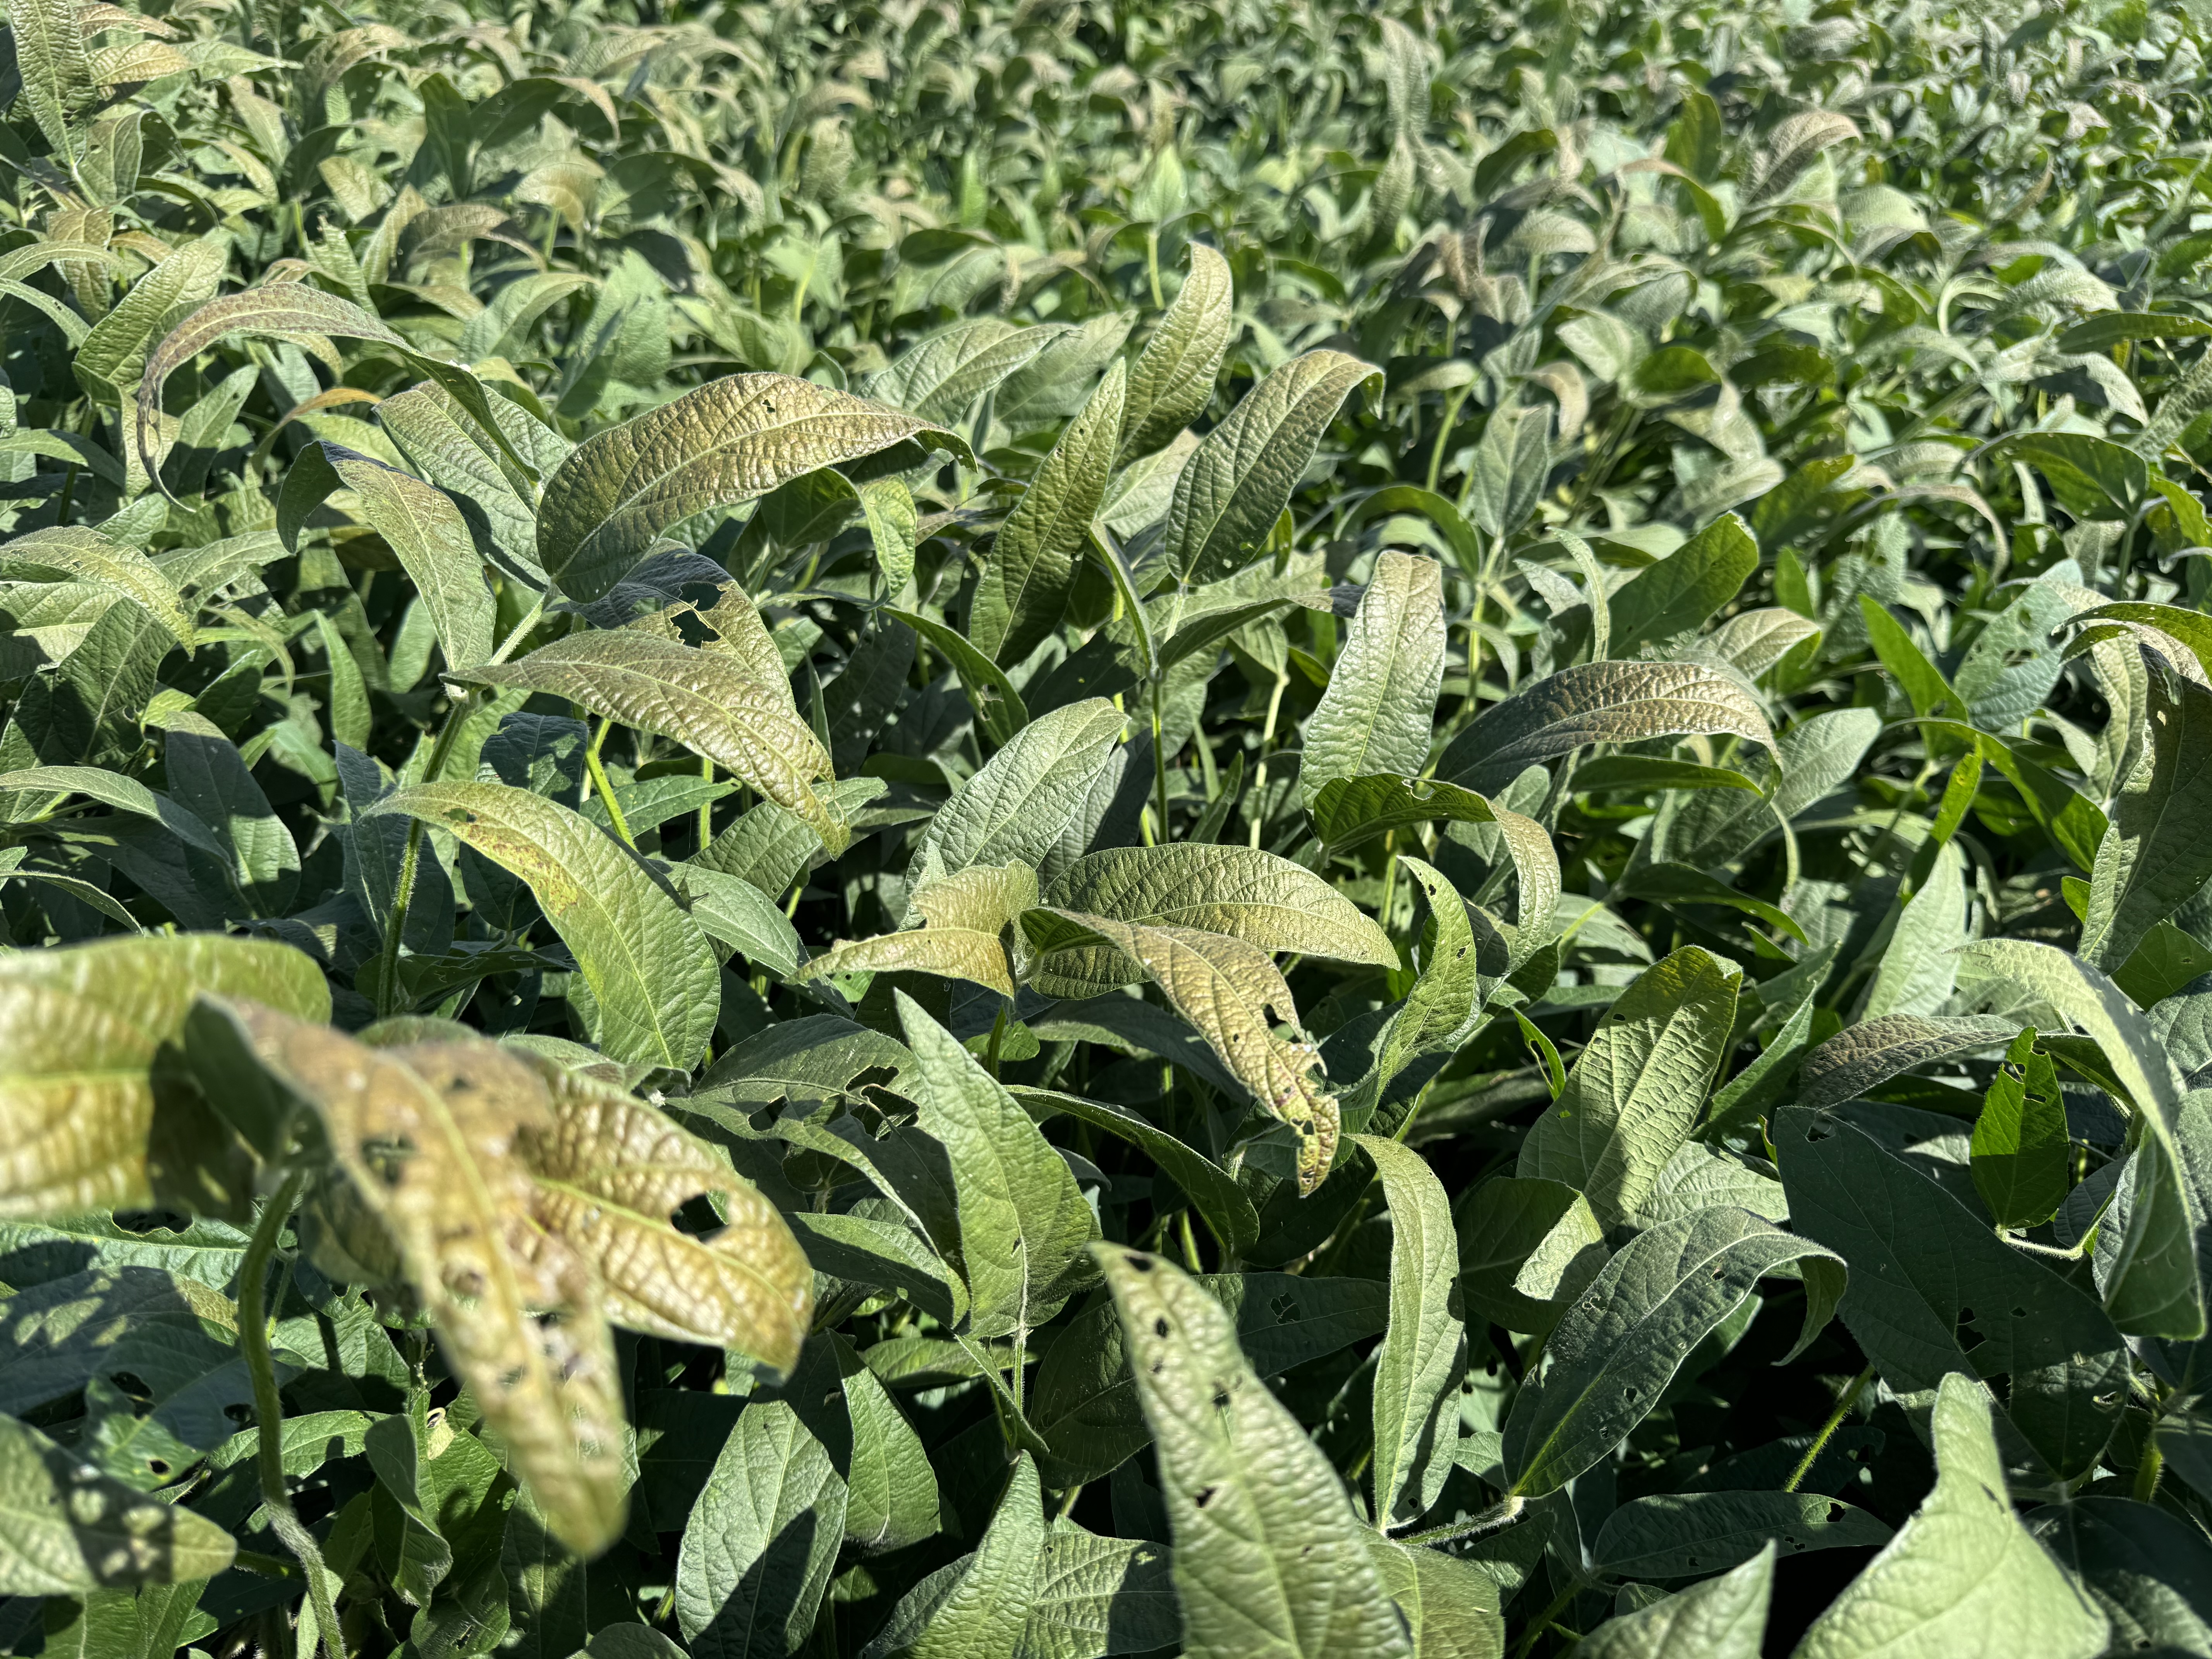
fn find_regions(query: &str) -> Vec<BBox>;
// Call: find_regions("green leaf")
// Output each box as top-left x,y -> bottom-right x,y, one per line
1437,661 -> 1775,796
673,1400 -> 847,1659
1516,947 -> 1741,1224
0,527 -> 196,651
1030,910 -> 1338,1194
0,764 -> 231,863
1592,1493 -> 1891,1580
1463,401 -> 1552,542
886,606 -> 1031,749
1988,432 -> 2148,522
1302,552 -> 1444,809
899,994 -> 1097,1340
1796,1013 -> 2020,1111
1365,1537 -> 1504,1659
1094,1245 -> 1415,1659
0,1415 -> 235,1594
975,360 -> 1126,667
870,321 -> 1067,424
367,781 -> 720,1070
1119,243 -> 1233,465
1355,1133 -> 1466,1528
1500,1209 -> 1841,1497
5,0 -> 89,163
1575,1546 -> 1772,1659
1861,840 -> 1968,1017
1018,1522 -> 1180,1659
881,1455 -> 1043,1659
457,630 -> 846,855
0,935 -> 327,1219
1606,512 -> 1757,657
164,720 -> 298,919
1013,1087 -> 1259,1258
1972,1030 -> 2069,1229
1793,1375 -> 2107,1659
2079,656 -> 2212,971
536,373 -> 972,603
278,441 -> 496,672
1570,757 -> 1761,795
1774,1106 -> 2128,1478
908,698 -> 1125,894
2029,1496 -> 2212,1654
678,865 -> 803,976
1030,1271 -> 1384,1486
377,380 -> 572,586
804,865 -> 1032,998
1032,843 -> 1393,997
1166,350 -> 1384,585
1454,1176 -> 1609,1336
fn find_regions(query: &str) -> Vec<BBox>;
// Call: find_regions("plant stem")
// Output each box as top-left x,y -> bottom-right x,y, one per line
697,756 -> 715,853
2135,1425 -> 2165,1504
1249,669 -> 1288,849
1150,673 -> 1171,841
374,691 -> 479,1014
1510,1576 -> 1585,1659
1782,1365 -> 1875,1494
1401,1494 -> 1523,1547
585,717 -> 636,847
240,1171 -> 347,1659
1425,383 -> 1471,494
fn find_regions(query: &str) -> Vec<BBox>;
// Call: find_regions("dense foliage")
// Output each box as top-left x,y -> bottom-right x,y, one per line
3,0 -> 2212,1653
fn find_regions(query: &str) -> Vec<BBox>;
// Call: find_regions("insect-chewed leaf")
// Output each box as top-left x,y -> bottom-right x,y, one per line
1032,843 -> 1393,998
973,359 -> 1126,668
898,993 -> 1096,1340
0,1413 -> 237,1593
1119,243 -> 1234,465
0,526 -> 196,649
1095,1246 -> 1415,1659
1302,551 -> 1444,809
1501,1209 -> 1843,1497
536,373 -> 972,603
457,629 -> 847,854
223,1007 -> 629,1557
1437,660 -> 1776,795
366,781 -> 721,1071
1165,349 -> 1384,586
1774,1106 -> 2128,1479
517,1056 -> 812,1370
1793,1375 -> 2107,1659
278,441 -> 497,671
1032,911 -> 1338,1194
0,936 -> 327,1220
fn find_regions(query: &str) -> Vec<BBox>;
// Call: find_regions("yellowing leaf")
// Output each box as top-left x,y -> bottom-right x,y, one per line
459,629 -> 847,854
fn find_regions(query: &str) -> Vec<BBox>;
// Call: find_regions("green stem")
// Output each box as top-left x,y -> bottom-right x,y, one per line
2134,1424 -> 2165,1504
697,756 -> 715,854
1248,669 -> 1288,850
1425,383 -> 1471,495
1401,1494 -> 1523,1547
585,718 -> 635,848
1510,1577 -> 1585,1659
240,1172 -> 346,1659
1782,1365 -> 1875,1494
1150,673 -> 1171,842
373,691 -> 479,1014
